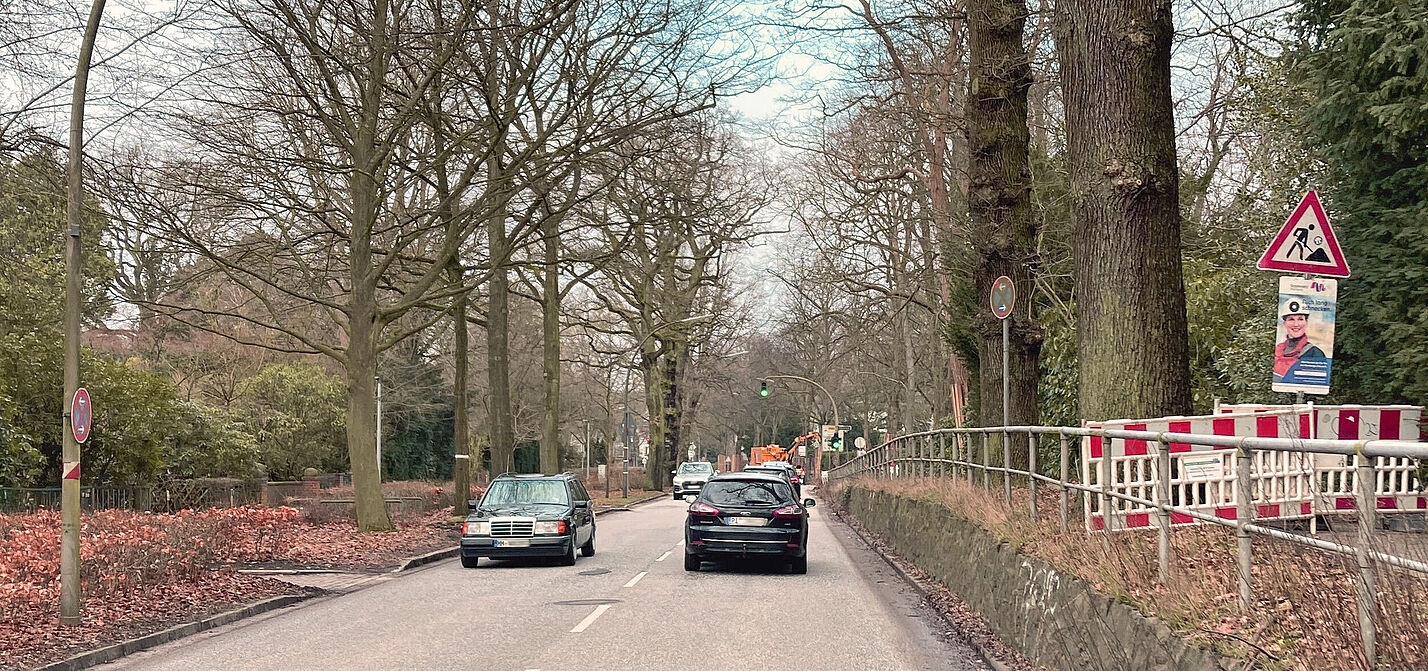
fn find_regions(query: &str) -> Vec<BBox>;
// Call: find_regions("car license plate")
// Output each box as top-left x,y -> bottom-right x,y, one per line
493,538 -> 530,548
728,517 -> 767,527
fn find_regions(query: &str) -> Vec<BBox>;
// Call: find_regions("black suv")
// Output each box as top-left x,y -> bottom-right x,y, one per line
685,472 -> 814,574
460,473 -> 596,568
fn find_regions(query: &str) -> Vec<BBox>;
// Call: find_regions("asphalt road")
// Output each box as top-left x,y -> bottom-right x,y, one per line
97,492 -> 991,671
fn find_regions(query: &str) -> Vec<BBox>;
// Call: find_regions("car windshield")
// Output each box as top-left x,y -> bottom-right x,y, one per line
701,479 -> 793,507
678,463 -> 712,474
481,480 -> 569,507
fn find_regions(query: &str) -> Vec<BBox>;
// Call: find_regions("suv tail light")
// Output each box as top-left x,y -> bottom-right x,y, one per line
772,505 -> 803,519
688,502 -> 721,517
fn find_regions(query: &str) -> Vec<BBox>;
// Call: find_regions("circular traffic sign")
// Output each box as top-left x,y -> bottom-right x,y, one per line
71,388 -> 92,444
989,276 -> 1015,320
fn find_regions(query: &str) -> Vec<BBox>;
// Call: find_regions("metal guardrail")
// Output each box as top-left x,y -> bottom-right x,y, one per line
826,425 -> 1428,666
0,483 -> 262,513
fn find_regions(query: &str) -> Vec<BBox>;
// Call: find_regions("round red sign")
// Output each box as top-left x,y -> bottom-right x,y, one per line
71,388 -> 92,444
989,276 -> 1015,320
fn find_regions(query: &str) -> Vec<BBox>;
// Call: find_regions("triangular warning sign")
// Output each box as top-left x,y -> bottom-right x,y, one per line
1257,191 -> 1350,277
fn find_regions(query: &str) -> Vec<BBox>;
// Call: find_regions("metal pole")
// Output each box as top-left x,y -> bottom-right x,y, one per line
1236,447 -> 1254,613
982,433 -> 991,492
1355,455 -> 1378,666
1028,431 -> 1037,521
584,419 -> 591,483
1099,441 -> 1113,557
61,0 -> 107,626
966,435 -> 974,484
1002,318 -> 1011,507
375,376 -> 382,482
1002,430 -> 1012,508
1156,439 -> 1172,585
1059,434 -> 1069,534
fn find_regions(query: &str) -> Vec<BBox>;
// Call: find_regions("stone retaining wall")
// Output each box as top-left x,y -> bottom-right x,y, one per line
835,484 -> 1249,671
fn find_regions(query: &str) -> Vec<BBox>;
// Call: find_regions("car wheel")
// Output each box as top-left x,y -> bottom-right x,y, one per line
672,491 -> 680,499
790,555 -> 807,575
460,555 -> 479,569
580,529 -> 596,557
684,550 -> 701,572
559,538 -> 578,566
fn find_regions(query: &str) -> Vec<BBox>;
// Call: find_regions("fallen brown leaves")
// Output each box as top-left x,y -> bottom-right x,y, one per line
0,505 -> 460,670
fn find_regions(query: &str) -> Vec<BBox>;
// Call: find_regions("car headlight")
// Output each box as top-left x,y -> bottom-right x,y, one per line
463,520 -> 489,535
534,520 -> 568,534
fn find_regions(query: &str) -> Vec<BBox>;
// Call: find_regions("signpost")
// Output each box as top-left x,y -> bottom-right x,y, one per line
989,276 -> 1014,428
990,276 -> 1014,505
1258,192 -> 1350,398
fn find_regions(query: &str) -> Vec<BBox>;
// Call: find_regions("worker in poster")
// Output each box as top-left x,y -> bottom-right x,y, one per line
1272,276 -> 1337,395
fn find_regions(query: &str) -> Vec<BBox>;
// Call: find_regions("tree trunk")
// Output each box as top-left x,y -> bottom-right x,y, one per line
642,352 -> 665,490
1055,0 -> 1192,421
540,218 -> 561,474
486,202 -> 515,474
451,283 -> 470,515
969,0 -> 1040,466
346,283 -> 392,531
655,339 -> 687,491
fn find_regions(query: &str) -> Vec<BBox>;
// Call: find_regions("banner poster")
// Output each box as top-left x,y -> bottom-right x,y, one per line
1273,276 -> 1337,394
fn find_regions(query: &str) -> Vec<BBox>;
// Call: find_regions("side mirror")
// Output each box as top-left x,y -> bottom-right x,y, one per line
578,500 -> 592,509
467,499 -> 481,509
803,499 -> 816,508
670,470 -> 677,476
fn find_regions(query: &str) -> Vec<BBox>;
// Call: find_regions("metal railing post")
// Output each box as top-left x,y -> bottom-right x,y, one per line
965,434 -> 974,484
1236,447 -> 1254,613
1058,433 -> 1070,534
1099,439 -> 1113,556
1002,429 -> 1012,507
1028,431 -> 1038,521
982,433 -> 991,492
1155,438 -> 1172,586
1355,453 -> 1378,667
938,433 -> 946,479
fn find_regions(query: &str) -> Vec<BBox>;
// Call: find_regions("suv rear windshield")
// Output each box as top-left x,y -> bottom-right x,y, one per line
701,479 -> 794,507
481,480 -> 570,506
678,462 -> 713,474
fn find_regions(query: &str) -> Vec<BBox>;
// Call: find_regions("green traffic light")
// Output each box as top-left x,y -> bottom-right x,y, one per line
759,380 -> 769,397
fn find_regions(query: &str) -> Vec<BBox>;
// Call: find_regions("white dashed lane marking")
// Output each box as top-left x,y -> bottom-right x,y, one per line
623,571 -> 647,588
656,551 -> 671,562
569,604 -> 611,633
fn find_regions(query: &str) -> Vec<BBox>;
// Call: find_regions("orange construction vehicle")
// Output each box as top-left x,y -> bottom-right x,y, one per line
748,432 -> 822,478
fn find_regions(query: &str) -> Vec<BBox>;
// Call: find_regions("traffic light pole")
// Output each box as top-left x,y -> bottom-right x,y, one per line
762,375 -> 838,481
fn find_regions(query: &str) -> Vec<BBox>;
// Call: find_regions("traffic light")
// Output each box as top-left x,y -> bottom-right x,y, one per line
759,380 -> 769,397
829,434 -> 842,450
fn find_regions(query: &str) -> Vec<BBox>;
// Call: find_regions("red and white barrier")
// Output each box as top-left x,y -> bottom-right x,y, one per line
1217,404 -> 1425,515
1082,409 -> 1316,531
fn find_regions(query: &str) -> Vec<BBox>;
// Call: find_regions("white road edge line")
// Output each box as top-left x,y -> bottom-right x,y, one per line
656,550 -> 672,562
623,571 -> 647,588
570,604 -> 612,633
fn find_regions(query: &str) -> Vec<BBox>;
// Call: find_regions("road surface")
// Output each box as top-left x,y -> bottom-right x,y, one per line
97,493 -> 991,671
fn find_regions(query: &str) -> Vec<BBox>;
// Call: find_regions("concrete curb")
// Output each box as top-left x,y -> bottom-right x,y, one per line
33,593 -> 313,671
833,507 -> 1013,671
392,545 -> 460,573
